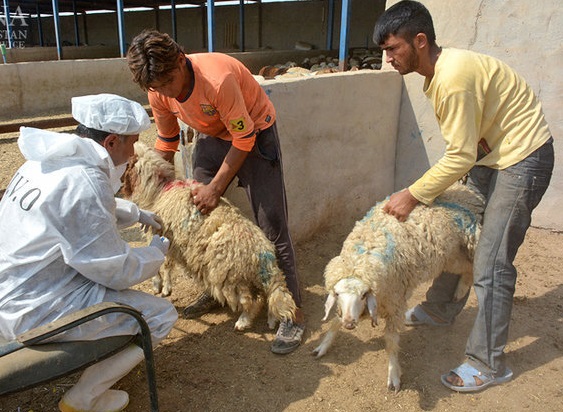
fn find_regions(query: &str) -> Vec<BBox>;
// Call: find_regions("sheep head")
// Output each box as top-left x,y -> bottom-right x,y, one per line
323,277 -> 377,329
120,142 -> 176,209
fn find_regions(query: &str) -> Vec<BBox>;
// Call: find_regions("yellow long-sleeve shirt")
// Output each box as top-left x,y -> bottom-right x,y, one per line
409,48 -> 551,204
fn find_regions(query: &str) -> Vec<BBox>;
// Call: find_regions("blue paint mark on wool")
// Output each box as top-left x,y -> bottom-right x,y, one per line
361,200 -> 386,223
434,200 -> 478,235
258,250 -> 276,285
353,229 -> 396,265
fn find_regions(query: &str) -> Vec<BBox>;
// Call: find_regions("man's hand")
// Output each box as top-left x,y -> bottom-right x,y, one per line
382,188 -> 420,222
149,235 -> 170,255
155,149 -> 175,163
138,209 -> 163,233
192,183 -> 221,215
191,145 -> 249,215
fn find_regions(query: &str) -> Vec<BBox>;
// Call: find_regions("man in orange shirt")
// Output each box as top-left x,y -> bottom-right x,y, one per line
127,29 -> 304,354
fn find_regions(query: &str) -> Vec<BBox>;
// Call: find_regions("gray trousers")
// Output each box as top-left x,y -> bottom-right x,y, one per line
192,123 -> 302,307
420,138 -> 554,374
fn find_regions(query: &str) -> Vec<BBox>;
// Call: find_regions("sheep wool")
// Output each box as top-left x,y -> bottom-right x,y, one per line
121,142 -> 296,331
315,182 -> 484,392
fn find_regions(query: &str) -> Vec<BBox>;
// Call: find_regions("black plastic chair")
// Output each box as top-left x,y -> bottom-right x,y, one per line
0,302 -> 159,411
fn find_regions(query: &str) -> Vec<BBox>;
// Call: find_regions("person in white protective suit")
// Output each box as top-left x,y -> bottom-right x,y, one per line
0,93 -> 178,412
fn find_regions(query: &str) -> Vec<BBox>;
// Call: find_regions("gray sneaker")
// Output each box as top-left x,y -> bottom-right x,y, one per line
271,319 -> 305,355
182,292 -> 221,319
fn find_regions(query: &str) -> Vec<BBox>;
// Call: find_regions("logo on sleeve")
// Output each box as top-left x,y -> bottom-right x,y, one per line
200,104 -> 217,116
229,117 -> 248,133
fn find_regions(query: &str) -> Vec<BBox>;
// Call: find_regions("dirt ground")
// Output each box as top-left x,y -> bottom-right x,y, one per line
0,126 -> 562,412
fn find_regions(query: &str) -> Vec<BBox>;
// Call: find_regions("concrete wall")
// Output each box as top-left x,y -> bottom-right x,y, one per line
0,58 -> 147,120
0,50 -> 338,120
235,71 -> 401,241
386,0 -> 562,230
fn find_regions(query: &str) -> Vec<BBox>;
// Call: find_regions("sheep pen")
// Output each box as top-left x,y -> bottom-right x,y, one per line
1,123 -> 562,411
120,142 -> 296,331
314,182 -> 485,392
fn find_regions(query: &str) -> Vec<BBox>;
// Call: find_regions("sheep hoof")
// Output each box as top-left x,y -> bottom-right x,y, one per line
234,313 -> 252,330
312,346 -> 326,358
387,380 -> 401,393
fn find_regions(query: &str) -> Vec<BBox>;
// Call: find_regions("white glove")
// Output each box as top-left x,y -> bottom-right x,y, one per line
150,235 -> 170,255
139,209 -> 163,233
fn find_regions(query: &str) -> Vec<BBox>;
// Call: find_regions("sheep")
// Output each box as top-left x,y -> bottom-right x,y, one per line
313,182 -> 484,392
121,142 -> 296,331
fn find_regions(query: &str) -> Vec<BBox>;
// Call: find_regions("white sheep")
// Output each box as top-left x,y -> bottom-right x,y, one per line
313,182 -> 483,392
121,142 -> 296,331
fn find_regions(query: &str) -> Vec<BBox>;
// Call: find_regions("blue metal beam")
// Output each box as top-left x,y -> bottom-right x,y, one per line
72,0 -> 80,46
51,0 -> 63,59
116,0 -> 126,57
2,0 -> 13,48
239,0 -> 245,52
338,0 -> 352,71
171,0 -> 177,41
207,0 -> 215,52
36,4 -> 44,47
326,0 -> 334,50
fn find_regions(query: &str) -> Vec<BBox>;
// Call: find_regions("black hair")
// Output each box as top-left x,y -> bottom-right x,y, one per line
75,123 -> 111,144
373,1 -> 436,46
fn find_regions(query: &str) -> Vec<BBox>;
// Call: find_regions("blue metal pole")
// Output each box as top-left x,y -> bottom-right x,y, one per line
338,0 -> 352,71
239,0 -> 245,52
171,0 -> 177,41
206,0 -> 215,52
2,0 -> 13,48
36,4 -> 44,46
51,0 -> 62,59
72,0 -> 80,46
326,0 -> 334,50
116,0 -> 126,57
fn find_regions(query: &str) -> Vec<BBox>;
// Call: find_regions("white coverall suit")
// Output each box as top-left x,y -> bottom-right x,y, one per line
0,127 -> 177,411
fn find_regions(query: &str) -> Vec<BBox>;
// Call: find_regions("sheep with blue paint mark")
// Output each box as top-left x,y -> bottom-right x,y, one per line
121,142 -> 296,331
313,182 -> 483,392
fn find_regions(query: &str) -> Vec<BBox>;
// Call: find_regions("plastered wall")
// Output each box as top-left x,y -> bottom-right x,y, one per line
386,0 -> 562,230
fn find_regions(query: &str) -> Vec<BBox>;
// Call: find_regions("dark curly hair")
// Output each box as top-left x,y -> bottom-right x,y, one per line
126,29 -> 185,91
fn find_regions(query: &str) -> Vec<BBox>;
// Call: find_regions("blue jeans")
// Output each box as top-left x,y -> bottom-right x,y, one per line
421,138 -> 554,374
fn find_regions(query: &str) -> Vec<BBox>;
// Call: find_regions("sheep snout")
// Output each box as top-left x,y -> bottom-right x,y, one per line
343,321 -> 357,330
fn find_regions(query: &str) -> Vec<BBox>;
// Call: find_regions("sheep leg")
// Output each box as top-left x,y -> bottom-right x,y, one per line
453,272 -> 472,302
267,313 -> 277,330
152,272 -> 163,295
313,317 -> 341,358
234,293 -> 262,331
385,320 -> 402,392
160,259 -> 174,297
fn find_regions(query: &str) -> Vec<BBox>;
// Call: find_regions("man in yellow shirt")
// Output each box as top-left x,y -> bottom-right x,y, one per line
126,29 -> 304,355
374,1 -> 553,392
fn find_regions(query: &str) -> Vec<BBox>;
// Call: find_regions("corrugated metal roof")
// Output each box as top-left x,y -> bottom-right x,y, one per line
12,1 -> 240,15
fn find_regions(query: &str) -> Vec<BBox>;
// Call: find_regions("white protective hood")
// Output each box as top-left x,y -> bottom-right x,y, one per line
18,126 -> 126,194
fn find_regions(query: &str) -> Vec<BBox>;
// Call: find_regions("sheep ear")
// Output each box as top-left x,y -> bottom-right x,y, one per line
322,293 -> 337,321
367,293 -> 378,327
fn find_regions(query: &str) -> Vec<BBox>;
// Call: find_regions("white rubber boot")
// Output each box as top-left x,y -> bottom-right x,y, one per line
58,345 -> 144,412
